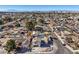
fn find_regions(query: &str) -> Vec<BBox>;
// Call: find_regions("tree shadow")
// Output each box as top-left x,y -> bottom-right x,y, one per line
15,47 -> 31,53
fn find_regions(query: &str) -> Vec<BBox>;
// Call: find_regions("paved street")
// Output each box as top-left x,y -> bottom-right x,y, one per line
0,18 -> 21,28
0,47 -> 6,54
55,39 -> 73,54
48,24 -> 73,54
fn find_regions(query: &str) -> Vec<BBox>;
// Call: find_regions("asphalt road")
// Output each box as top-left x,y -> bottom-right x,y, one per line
48,24 -> 73,54
0,47 -> 6,54
54,39 -> 73,54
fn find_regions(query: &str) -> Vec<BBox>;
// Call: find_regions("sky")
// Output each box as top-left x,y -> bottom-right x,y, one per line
0,5 -> 79,12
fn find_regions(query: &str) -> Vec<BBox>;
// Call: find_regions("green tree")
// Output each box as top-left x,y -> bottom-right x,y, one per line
39,19 -> 45,24
32,20 -> 37,26
3,17 -> 13,22
0,20 -> 3,25
5,40 -> 16,53
26,20 -> 37,31
15,23 -> 20,27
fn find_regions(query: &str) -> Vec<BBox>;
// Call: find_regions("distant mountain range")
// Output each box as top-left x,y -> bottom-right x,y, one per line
0,9 -> 19,12
0,9 -> 79,13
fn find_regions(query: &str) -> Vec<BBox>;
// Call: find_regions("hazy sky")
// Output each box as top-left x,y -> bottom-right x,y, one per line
0,5 -> 79,11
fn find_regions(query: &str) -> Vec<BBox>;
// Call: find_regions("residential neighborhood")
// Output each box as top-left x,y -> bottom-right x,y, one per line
0,11 -> 79,54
